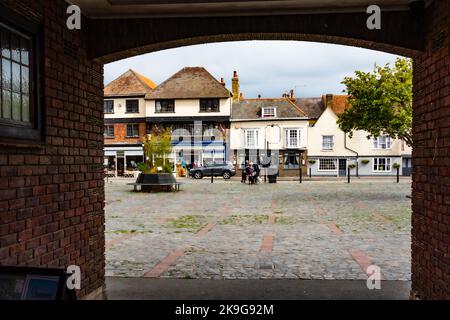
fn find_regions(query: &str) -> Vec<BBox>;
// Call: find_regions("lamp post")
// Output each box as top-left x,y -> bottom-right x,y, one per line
264,124 -> 281,183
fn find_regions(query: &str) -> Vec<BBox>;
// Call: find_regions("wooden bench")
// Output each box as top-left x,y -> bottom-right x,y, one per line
127,182 -> 183,192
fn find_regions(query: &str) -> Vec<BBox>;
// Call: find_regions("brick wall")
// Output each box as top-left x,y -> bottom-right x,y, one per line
0,0 -> 448,300
0,0 -> 105,297
104,123 -> 146,145
411,0 -> 450,299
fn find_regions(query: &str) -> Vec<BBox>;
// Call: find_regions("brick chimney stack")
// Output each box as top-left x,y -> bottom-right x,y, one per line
232,71 -> 240,103
220,77 -> 226,86
325,94 -> 334,108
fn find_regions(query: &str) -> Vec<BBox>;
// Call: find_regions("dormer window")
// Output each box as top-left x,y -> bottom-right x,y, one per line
262,107 -> 276,118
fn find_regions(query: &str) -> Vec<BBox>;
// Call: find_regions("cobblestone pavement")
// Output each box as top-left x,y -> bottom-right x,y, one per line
105,178 -> 411,280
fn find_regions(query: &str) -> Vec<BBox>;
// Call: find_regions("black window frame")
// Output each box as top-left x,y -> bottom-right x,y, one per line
125,99 -> 139,113
126,124 -> 139,138
155,99 -> 175,113
199,98 -> 220,113
0,6 -> 42,142
104,125 -> 114,138
104,100 -> 114,114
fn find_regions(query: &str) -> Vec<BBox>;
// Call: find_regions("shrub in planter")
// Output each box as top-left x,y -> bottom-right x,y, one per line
348,163 -> 357,169
361,159 -> 370,165
308,160 -> 316,164
393,163 -> 401,169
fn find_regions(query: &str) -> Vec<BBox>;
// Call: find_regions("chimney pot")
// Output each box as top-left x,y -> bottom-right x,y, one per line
233,71 -> 238,78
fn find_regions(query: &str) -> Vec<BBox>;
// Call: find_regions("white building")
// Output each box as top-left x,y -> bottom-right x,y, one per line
307,94 -> 412,176
229,97 -> 311,177
144,67 -> 233,166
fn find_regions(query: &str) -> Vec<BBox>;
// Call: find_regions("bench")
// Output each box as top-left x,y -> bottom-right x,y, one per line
127,173 -> 183,192
127,182 -> 183,192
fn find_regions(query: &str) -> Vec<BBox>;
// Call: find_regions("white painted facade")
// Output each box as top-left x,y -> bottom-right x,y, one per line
145,98 -> 232,118
307,105 -> 412,176
230,119 -> 309,151
104,97 -> 146,119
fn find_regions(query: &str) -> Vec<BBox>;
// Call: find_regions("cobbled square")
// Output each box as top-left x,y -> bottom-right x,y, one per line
105,179 -> 411,281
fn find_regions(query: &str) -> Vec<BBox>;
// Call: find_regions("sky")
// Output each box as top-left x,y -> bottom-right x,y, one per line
104,40 -> 402,99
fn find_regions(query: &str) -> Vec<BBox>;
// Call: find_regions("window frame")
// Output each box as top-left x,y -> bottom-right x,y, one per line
125,99 -> 139,114
243,128 -> 259,149
104,100 -> 114,114
372,157 -> 392,172
283,151 -> 300,170
199,98 -> 220,113
322,135 -> 334,151
104,125 -> 114,138
0,7 -> 42,142
373,135 -> 392,150
262,107 -> 276,118
318,158 -> 338,172
285,128 -> 301,149
155,99 -> 175,113
126,124 -> 140,138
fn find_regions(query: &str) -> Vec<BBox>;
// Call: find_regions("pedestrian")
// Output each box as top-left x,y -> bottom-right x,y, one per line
253,161 -> 261,184
241,160 -> 249,183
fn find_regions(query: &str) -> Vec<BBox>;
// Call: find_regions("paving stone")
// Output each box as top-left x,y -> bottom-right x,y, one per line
105,178 -> 411,280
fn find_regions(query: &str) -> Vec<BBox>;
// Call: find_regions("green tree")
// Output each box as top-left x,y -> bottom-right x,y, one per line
337,58 -> 413,146
138,126 -> 173,173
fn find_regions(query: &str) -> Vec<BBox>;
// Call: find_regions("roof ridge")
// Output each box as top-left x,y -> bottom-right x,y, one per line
285,98 -> 308,117
129,69 -> 156,91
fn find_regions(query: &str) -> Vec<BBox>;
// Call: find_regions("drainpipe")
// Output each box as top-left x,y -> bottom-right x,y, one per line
344,133 -> 359,177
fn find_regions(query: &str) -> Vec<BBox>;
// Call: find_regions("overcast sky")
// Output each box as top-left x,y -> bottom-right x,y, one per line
104,41 -> 401,99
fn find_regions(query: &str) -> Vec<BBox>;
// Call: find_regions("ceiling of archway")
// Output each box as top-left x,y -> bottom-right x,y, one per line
68,0 -> 415,18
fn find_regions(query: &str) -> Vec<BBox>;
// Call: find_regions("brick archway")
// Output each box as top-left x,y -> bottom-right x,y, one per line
0,0 -> 448,299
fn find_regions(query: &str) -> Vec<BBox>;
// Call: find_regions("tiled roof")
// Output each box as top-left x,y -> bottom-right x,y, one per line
231,98 -> 308,120
324,94 -> 351,116
145,67 -> 231,99
294,98 -> 325,119
104,69 -> 156,97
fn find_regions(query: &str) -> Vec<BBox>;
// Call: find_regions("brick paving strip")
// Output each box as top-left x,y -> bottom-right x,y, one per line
327,222 -> 343,236
268,214 -> 277,225
349,249 -> 383,279
143,206 -> 233,277
314,207 -> 325,217
260,234 -> 274,252
195,207 -> 231,236
144,248 -> 189,278
374,212 -> 390,223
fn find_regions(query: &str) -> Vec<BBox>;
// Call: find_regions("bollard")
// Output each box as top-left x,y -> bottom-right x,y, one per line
299,167 -> 302,184
309,168 -> 312,178
348,167 -> 351,183
211,168 -> 214,183
397,167 -> 399,183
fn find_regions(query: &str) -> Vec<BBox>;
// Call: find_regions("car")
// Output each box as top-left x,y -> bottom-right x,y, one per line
189,161 -> 236,180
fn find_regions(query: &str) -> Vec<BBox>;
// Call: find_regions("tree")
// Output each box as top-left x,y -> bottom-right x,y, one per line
138,126 -> 173,173
337,58 -> 413,146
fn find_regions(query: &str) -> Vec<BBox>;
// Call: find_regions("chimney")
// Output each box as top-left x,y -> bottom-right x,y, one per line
232,71 -> 240,103
220,77 -> 226,86
325,94 -> 334,108
289,89 -> 296,101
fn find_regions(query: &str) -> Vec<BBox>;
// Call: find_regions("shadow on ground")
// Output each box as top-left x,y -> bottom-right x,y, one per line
105,277 -> 411,300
